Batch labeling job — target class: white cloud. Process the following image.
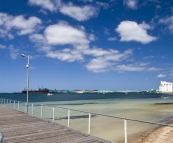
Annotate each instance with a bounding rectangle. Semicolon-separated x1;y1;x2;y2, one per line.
0;13;42;38
123;0;138;9
107;37;117;41
8;45;19;60
44;22;90;47
159;16;173;33
30;22;91;62
116;21;157;44
60;5;98;21
85;58;113;72
0;44;6;49
29;21;160;73
11;16;42;35
157;74;166;78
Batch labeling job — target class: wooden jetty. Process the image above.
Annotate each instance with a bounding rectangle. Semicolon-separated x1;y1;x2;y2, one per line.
0;105;111;143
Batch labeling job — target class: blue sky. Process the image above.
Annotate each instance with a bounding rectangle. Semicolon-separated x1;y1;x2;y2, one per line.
0;0;173;92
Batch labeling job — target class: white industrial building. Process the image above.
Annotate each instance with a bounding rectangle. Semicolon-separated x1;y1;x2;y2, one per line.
159;81;173;92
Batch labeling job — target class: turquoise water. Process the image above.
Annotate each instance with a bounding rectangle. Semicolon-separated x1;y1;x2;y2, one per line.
1;93;173;142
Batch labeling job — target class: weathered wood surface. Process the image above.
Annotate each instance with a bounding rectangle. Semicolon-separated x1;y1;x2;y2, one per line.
0;105;111;143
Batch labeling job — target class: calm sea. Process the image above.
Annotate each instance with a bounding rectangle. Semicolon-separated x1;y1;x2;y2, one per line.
1;92;173;142
0;92;163;102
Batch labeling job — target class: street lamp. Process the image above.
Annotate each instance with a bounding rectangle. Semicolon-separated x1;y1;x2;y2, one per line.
21;54;30;113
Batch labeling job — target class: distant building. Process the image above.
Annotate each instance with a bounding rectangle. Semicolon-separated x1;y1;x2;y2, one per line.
159;81;173;92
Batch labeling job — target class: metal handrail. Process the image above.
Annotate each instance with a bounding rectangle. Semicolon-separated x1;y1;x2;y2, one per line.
37;103;173;127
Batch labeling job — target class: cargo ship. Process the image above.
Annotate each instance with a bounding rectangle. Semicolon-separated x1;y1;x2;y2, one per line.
22;87;50;94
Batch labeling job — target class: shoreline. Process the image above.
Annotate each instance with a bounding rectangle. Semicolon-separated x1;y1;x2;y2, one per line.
128;117;173;143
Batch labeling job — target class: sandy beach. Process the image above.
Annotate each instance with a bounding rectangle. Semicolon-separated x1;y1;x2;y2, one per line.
127;117;173;143
140;125;173;143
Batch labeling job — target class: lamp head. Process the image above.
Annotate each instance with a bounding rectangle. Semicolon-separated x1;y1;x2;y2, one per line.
21;54;26;57
26;64;29;68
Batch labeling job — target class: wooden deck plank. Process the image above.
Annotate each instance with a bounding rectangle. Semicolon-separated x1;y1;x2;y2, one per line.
0;105;111;143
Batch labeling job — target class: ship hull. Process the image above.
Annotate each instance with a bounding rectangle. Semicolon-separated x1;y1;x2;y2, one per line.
22;91;49;94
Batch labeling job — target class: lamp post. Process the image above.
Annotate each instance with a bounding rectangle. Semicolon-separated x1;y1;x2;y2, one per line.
0;132;4;143
21;54;30;113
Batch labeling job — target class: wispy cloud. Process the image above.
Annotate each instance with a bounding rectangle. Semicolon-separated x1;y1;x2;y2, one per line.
96;2;109;9
85;49;133;72
8;45;19;60
123;0;138;9
143;56;155;60
114;64;145;72
46;49;84;62
59;4;98;21
28;0;61;12
0;44;6;49
116;21;157;44
157;74;166;78
107;37;117;41
28;0;99;21
104;28;110;35
159;16;173;33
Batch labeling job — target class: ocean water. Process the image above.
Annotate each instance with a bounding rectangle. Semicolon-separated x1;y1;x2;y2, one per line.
1;93;173;142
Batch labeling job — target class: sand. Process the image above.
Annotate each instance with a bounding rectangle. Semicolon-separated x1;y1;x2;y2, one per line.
140;125;173;143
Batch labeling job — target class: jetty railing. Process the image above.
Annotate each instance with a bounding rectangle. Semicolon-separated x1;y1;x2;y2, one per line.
1;98;173;143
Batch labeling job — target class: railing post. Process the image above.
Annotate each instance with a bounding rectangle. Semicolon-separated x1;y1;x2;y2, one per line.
4;99;5;106
68;109;70;127
14;100;15;109
53;107;55;122
18;102;19;110
10;100;11;107
124;119;127;143
32;103;34;115
25;103;27;112
7;99;8;106
41;105;43;118
88;113;91;134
